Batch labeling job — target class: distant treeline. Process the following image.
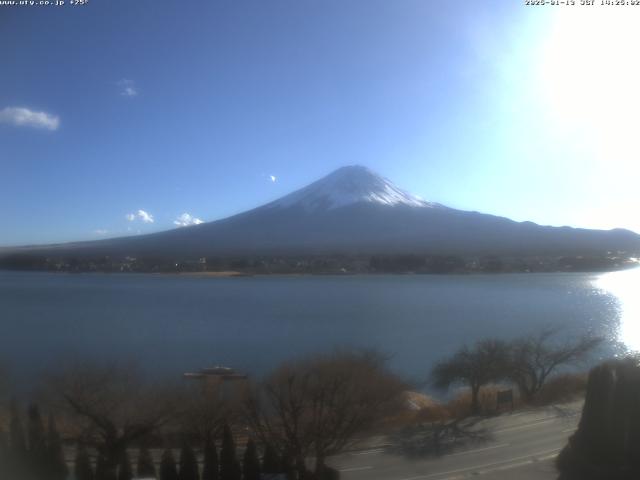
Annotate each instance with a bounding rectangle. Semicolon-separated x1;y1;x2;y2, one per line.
0;252;635;274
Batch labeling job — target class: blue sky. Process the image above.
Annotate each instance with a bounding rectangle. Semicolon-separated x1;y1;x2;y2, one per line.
1;0;639;246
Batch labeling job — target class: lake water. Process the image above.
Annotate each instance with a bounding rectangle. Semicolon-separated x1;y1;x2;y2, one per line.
1;269;638;386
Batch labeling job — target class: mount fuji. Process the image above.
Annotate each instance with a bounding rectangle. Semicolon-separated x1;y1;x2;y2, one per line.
4;166;640;261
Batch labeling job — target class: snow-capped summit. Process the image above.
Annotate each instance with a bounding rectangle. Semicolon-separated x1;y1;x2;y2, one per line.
267;165;441;211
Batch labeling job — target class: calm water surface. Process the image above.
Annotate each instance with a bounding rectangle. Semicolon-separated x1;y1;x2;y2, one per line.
1;270;638;384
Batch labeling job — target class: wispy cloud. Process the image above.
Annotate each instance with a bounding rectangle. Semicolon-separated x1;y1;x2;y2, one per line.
117;79;138;97
174;213;204;227
138;210;154;223
126;210;154;223
0;107;60;131
93;229;108;236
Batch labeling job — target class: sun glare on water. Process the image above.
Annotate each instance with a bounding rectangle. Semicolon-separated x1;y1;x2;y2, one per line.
594;267;640;353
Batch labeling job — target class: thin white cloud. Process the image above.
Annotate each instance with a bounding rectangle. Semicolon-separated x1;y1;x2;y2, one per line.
270;175;277;183
117;79;138;97
174;212;204;227
137;209;154;223
0;107;60;131
126;210;154;223
93;229;108;236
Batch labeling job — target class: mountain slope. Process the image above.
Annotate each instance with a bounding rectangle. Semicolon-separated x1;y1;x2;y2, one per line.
4;165;640;259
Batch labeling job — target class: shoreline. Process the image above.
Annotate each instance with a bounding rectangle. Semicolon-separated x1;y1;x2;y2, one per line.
1;265;639;278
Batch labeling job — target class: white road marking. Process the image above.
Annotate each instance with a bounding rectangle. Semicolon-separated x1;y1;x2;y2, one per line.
398;447;562;480
502;411;528;418
537;452;561;461
492;417;558;433
351;448;386;456
339;466;374;472
474;459;537;475
446;443;510;457
491;411;579;434
474;451;560;477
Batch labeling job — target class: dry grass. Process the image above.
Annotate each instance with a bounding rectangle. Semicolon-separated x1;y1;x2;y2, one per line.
532;373;588;406
396;375;588;425
443;384;525;418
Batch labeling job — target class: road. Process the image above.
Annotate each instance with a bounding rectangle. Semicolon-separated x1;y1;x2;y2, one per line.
329;401;582;480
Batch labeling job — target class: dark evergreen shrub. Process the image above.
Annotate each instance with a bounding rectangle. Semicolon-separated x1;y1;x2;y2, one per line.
242;439;260;480
27;404;48;476
9;401;27;477
281;450;295;480
160;449;179;480
74;445;95;480
47;414;69;480
219;425;240;480
201;438;219;480
137;447;157;479
0;427;10;480
117;450;134;480
261;444;280;474
179;443;199;480
9;400;27;455
95;454;108;480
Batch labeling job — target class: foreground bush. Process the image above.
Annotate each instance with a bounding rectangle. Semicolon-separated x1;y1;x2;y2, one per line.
557;358;640;479
244;349;406;477
533;372;588;406
430;328;600;415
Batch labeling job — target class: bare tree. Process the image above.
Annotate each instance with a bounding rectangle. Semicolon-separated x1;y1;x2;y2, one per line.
508;328;601;402
177;381;238;444
431;339;510;415
49;362;179;479
244;349;406;478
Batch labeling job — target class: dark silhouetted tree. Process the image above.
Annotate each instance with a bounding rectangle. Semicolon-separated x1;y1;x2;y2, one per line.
8;401;27;477
431;339;510;414
242;439;260;480
178;381;232;446
96;453;116;480
0;427;9;480
75;444;94;480
557;358;640;478
137;447;157;479
219;425;241;480
118;450;134;480
95;455;105;480
9;400;27;455
201;438;219;480
508;329;601;402
281;449;295;480
179;443;199;480
261;444;280;474
47;413;69;480
160;449;179;480
27;404;48;477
